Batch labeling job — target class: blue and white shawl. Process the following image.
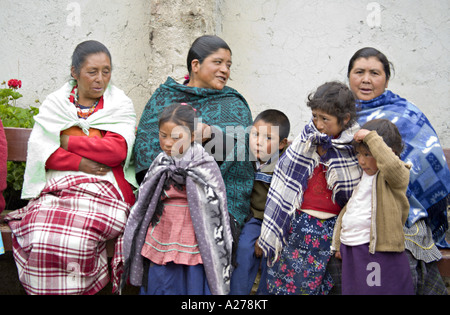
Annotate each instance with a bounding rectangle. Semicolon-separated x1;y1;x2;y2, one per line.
258;120;361;265
357;90;450;247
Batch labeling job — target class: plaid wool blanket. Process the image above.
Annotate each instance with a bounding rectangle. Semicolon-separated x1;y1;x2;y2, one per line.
5;175;130;295
258;120;361;266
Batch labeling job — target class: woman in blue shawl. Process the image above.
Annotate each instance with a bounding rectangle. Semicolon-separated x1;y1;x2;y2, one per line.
347;47;449;295
134;35;254;230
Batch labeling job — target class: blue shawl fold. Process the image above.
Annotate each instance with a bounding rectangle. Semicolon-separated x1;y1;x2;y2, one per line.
134;77;254;227
122;143;233;295
258;120;361;265
356;90;449;247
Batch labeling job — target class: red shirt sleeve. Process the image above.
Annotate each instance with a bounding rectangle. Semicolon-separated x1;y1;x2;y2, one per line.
46;147;83;171
67;131;128;167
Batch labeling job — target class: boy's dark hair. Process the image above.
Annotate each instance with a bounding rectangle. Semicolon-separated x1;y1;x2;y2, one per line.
159;103;197;134
254;109;291;141
307;81;356;129
353;119;404;157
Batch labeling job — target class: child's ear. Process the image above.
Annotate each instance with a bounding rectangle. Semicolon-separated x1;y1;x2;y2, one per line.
343;113;351;127
279;138;288;150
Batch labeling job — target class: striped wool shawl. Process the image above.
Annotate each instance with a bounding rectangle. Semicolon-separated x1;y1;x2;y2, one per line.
258;120;362;266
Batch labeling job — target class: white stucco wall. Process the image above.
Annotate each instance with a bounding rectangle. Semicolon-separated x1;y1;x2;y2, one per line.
1;0;449;147
0;0;152;114
219;0;450;147
0;0;223;121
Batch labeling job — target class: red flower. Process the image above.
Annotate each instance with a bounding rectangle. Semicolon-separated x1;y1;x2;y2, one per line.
8;79;22;89
286;282;297;293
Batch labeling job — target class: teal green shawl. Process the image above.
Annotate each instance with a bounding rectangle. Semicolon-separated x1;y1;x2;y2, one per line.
134;77;254;227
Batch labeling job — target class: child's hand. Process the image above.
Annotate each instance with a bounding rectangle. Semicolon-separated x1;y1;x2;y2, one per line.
254;239;263;258
195;123;211;143
354;129;371;142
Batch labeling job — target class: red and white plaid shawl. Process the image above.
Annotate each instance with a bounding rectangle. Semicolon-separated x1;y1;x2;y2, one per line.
5;175;130;295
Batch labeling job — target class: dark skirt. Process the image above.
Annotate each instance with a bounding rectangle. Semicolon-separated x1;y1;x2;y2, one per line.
139;262;211;295
340;243;414;295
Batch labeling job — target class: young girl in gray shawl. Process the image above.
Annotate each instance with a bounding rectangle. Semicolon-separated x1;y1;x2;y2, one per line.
122;103;233;295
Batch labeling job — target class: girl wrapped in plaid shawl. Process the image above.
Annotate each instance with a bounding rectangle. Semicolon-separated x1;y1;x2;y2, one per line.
258;82;361;295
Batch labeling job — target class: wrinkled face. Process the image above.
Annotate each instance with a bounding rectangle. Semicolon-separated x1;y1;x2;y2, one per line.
249;120;283;163
356;146;378;176
189;48;232;90
159;121;194;157
349;57;389;101
312;109;346;138
71;52;112;106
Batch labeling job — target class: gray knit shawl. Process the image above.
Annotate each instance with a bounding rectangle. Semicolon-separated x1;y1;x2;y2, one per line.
122;142;233;295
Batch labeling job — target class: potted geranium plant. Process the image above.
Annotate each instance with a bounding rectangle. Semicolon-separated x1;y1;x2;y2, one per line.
0;79;39;209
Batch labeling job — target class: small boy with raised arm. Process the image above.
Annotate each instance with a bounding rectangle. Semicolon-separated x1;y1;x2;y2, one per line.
230;109;290;295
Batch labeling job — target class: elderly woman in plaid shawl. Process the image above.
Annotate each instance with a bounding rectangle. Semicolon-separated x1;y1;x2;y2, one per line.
5;41;137;295
258;82;361;295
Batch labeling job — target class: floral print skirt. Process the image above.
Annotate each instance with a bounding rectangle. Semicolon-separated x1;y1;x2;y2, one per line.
266;210;337;295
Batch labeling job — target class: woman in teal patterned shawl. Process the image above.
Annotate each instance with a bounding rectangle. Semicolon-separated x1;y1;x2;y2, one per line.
348;47;449;295
134;35;254;229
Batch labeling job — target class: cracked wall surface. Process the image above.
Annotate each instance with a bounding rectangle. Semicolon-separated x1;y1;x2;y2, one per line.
1;0;219;122
0;0;448;147
219;0;450;146
1;0;153;119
